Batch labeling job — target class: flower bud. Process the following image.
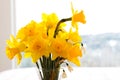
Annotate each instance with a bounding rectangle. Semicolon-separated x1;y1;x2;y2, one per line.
62;70;67;78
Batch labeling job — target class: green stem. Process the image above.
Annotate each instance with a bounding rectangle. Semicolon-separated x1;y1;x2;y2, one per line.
54;17;72;38
36;62;43;80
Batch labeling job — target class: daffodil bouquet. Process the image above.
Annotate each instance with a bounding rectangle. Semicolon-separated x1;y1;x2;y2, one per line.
6;3;86;80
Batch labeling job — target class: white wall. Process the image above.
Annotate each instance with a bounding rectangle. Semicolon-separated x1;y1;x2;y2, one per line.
0;0;12;71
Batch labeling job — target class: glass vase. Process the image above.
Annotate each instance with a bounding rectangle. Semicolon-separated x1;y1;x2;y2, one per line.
36;54;62;80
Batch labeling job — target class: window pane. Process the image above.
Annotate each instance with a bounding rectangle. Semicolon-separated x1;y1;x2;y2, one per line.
15;0;120;67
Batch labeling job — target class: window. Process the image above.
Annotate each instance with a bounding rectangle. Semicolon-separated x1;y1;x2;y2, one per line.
15;0;120;67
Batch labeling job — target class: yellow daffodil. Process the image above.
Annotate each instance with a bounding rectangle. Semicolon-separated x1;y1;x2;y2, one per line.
42;13;59;37
6;35;25;64
16;20;38;41
68;29;82;43
42;13;59;29
71;2;86;29
25;37;49;62
6;47;20;60
68;44;82;58
50;38;68;60
72;10;86;24
66;44;82;66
